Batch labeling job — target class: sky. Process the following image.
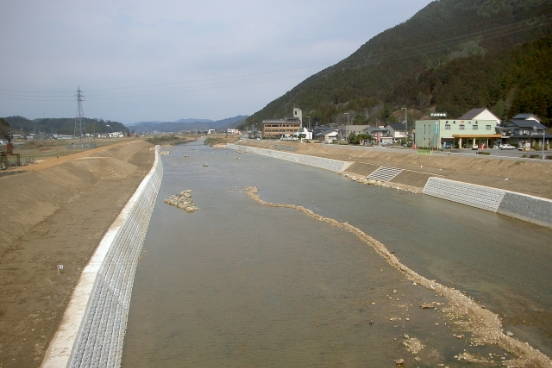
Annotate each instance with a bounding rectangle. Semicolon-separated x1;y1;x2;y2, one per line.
0;0;433;125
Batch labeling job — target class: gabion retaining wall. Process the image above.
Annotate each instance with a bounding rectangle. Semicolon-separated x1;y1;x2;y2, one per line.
424;177;552;229
423;177;505;212
498;191;552;228
67;149;163;367
228;144;351;173
42;147;163;368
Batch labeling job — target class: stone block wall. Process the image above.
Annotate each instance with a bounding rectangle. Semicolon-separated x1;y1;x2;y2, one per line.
228;144;351;173
423;177;552;229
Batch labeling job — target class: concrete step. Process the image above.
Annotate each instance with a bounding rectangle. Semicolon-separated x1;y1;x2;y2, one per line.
367;166;403;182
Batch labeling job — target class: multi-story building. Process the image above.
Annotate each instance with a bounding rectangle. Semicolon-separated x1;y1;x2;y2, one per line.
261;108;302;139
415;108;501;149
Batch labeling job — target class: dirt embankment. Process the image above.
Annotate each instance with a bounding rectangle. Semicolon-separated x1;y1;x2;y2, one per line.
237;140;552;200
0;140;155;368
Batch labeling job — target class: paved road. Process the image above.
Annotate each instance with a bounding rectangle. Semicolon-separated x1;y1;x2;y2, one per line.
320;143;549;161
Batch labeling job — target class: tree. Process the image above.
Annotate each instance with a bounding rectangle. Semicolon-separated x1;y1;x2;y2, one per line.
347;132;357;143
355;133;372;145
0;118;10;142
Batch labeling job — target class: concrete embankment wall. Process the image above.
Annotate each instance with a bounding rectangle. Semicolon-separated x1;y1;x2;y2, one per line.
231;144;552;229
424;177;552;229
42;147;163;368
228;143;352;173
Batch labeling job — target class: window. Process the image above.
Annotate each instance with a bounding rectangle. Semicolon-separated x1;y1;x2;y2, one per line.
459;125;465;130
472;125;478;130
445;124;451;130
486;125;491;130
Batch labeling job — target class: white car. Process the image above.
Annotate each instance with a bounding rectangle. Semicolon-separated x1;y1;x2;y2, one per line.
499;143;515;150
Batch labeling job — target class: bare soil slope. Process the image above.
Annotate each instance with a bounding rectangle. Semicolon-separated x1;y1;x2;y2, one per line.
0;140;154;368
239;140;552;199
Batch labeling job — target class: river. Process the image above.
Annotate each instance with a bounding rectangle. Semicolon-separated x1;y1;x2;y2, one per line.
122;140;552;367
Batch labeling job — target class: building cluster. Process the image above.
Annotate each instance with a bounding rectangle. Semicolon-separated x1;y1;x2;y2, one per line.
414;109;549;150
258;107;549;150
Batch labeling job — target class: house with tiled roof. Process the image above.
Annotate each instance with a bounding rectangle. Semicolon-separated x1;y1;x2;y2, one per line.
499;114;549;150
385;122;407;141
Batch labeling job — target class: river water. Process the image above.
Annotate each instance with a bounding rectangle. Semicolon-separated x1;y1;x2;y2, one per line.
122;140;552;367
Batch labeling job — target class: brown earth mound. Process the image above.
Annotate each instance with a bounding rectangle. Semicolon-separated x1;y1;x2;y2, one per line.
0;140;154;368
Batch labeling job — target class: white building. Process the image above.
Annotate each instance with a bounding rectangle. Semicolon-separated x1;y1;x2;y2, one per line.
415;108;501;149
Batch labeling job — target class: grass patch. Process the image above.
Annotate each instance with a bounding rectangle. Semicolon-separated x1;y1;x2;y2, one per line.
146;135;196;146
204;135;240;146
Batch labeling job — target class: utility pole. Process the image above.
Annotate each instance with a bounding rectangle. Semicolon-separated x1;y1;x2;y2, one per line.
74;87;84;148
401;107;407;146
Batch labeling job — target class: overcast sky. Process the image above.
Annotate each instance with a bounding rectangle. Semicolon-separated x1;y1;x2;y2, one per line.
0;0;433;124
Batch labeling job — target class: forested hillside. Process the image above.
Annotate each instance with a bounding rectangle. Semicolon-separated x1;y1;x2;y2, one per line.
241;0;552;129
1;116;129;137
393;34;552;120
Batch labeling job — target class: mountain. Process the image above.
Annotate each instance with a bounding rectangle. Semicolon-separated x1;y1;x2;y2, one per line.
2;115;249;136
174;118;213;124
129;115;248;134
240;0;552;129
1;116;129;136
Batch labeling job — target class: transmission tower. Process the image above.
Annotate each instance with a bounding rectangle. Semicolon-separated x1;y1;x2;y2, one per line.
74;87;84;147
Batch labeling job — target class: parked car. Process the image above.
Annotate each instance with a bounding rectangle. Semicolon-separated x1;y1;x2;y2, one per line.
472;144;479;150
499;143;515;150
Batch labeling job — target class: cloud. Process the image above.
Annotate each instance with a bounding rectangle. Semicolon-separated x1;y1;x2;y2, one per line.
0;0;433;123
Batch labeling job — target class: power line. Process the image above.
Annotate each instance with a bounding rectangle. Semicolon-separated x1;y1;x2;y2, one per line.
0;12;550;103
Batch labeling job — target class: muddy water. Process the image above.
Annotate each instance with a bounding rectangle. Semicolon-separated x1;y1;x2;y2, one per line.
122;141;552;367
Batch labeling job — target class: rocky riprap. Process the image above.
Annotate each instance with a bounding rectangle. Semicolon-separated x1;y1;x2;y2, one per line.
164;190;198;213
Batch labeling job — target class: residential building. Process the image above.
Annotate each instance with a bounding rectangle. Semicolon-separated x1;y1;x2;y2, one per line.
385;122;407;141
337;125;371;141
499;114;549;150
314;128;338;143
365;126;393;145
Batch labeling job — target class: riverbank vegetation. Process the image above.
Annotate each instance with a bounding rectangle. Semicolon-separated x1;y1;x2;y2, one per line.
146;134;197;146
204;135;240;146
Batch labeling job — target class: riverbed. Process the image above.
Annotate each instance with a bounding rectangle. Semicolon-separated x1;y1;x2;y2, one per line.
122;140;552;367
